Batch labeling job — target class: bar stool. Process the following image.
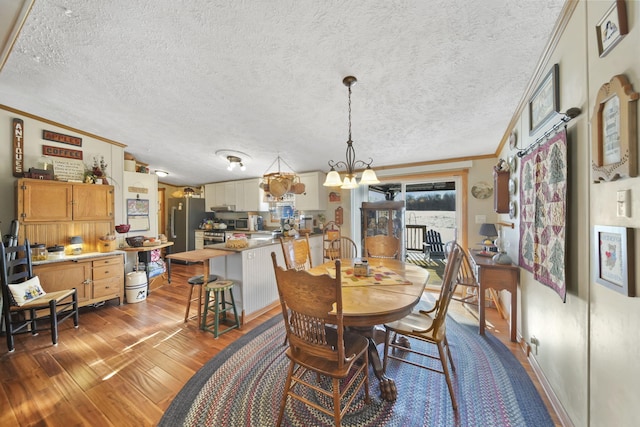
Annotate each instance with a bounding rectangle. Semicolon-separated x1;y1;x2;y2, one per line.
202;280;240;338
184;274;219;327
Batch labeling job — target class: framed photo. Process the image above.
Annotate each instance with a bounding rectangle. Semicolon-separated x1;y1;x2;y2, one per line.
596;0;628;58
591;74;638;182
529;63;559;135
593;225;634;296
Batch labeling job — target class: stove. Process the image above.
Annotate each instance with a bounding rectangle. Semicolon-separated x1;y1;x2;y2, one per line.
203;230;226;244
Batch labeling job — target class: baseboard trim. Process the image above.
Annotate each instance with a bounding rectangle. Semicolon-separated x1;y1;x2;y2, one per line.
527;351;574;427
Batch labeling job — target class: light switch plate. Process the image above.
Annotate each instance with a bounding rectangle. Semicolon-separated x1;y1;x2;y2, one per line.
617;190;631;217
475;215;487;224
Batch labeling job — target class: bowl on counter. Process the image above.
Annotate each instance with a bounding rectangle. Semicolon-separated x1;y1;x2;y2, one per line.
115;224;131;234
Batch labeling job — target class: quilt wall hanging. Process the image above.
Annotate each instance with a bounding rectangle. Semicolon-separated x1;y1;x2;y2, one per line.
519;129;567;302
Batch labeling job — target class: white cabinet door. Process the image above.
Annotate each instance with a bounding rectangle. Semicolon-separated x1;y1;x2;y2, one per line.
224;182;237;207
295;171;328;211
213;183;224;206
204;184;216;211
241;179;268;212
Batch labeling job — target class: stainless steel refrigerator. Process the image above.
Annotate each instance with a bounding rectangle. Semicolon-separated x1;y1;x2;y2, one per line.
168;198;208;255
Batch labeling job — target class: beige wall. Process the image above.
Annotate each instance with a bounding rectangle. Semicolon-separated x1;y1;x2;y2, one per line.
494;2;640;426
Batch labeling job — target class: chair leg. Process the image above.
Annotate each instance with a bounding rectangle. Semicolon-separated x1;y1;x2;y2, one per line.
444;335;455;371
29;308;38;336
382;328;391;372
73;290;79;328
438;341;457;410
333;377;341;427
50;300;59;345
277;362;295;426
4;312;15;352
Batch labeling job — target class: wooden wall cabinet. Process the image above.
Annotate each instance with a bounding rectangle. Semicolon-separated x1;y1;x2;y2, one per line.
33;254;124;306
493;170;510;213
17;178;114;222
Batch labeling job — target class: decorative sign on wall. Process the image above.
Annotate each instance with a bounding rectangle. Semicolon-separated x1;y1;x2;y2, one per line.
52;159;85;182
43;144;83;160
12;118;24;177
42;130;82;146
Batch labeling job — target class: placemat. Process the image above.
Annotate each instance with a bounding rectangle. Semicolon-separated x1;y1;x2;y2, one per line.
341;266;411;287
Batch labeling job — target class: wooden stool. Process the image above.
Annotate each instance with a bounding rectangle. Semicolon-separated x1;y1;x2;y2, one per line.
202;280;240;338
185;274;219;327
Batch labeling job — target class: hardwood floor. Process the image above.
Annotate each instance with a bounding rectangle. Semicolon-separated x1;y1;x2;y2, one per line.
0;263;561;426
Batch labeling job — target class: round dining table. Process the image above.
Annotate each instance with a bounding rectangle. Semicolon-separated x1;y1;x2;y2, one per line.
308;258;429;401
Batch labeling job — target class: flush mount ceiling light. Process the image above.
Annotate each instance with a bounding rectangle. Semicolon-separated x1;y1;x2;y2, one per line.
323;76;379;189
183;187;195;197
154;169;169;177
215;150;251;172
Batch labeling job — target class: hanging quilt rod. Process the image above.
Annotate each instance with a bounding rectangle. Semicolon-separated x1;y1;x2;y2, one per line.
516;107;581;158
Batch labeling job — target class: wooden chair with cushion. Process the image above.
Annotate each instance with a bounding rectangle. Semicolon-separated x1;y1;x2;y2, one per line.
271;252;370;426
382;244;464;410
0;240;79;352
327;236;358;260
279;234;313;270
365;235;400;259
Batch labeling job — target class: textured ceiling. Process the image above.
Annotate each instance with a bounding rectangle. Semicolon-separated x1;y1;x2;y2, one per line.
0;0;565;186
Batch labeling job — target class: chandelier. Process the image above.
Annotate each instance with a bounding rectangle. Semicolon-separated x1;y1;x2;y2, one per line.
323;76;379;189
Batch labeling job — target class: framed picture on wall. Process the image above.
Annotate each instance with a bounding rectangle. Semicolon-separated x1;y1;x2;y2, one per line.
528;63;560;135
593;225;635;296
591;74;638;182
596;0;628;58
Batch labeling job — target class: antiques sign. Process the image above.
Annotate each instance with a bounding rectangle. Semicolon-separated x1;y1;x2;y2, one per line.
43;144;83;160
42;130;82;146
13;118;25;177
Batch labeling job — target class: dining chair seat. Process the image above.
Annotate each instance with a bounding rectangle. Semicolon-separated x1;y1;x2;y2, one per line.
202;280;240;338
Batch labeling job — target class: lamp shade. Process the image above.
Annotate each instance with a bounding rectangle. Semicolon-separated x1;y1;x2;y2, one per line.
323;170;343;187
479;223;498;238
360;167;380;185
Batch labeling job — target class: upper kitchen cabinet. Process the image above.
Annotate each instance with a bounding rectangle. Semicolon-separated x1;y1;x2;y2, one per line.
205;179;268;212
295;172;328;211
17;179;113;222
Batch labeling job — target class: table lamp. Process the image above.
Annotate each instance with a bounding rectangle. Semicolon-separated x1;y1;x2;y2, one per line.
479;223;498;251
70;236;83;255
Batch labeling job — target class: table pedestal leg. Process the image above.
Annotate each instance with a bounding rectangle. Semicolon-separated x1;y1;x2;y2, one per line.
351;326;397;402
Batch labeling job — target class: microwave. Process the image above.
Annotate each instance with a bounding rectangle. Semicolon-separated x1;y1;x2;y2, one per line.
235;218;249;230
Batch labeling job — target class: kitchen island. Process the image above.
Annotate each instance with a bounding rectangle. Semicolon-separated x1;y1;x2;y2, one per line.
203;234;323;323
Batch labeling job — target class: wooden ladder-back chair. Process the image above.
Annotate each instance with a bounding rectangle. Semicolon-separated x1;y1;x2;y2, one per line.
271;252;370;426
382;244;465;410
0;240;79;352
279;234;313;271
327;236;358;260
365;235;400;259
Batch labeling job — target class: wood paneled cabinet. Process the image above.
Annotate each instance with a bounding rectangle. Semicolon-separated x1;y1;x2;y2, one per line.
33;254;124;306
361;201;405;259
17;178;114;222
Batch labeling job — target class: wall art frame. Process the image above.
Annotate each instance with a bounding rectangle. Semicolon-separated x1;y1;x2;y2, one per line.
529;63;560;135
593;225;634;296
591;74;638;182
596;0;628;58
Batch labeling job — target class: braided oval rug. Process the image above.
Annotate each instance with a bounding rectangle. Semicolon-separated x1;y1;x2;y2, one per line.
159;313;553;427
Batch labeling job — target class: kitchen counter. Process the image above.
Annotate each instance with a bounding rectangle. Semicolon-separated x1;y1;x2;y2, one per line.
32;250;126;266
204;239;280;253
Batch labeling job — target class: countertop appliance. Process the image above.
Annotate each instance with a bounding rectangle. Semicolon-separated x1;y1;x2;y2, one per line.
236;218;250;231
203;230;226;245
169;197;208;255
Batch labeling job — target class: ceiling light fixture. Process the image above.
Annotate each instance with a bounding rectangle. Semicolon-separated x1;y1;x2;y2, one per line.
155;169;169;178
183;187;195;198
226;155;246;171
323;76;379;189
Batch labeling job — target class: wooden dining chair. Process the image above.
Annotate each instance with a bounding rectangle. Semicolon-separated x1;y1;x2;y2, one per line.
327;236;358;260
382;244;464;410
271;252;370;426
0;240;79;352
279;234;313;270
365;235;400;259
